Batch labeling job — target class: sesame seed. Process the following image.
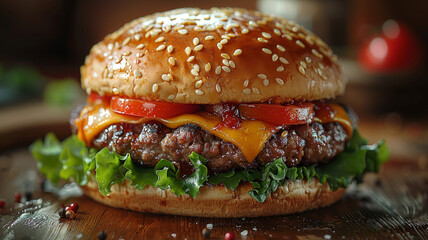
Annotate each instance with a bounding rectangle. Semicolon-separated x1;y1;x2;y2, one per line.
277;45;286;52
107;43;114;51
221;35;230;40
229;60;236;69
167;94;175;100
123;37;131;46
161;74;170;81
230;23;239;28
152;83;159;93
298;66;306;75
305;36;314;45
276;78;284;85
257;37;268;43
193;37;199;45
262;48;272;54
155;36;165;43
193;64;200;71
163;25;171;33
195;89;204;95
298;33;306;39
227;33;236;38
319;63;325;69
222;66;231;73
191;69;199;76
216;83;221;92
205;63;211;72
187;56;195;62
115;42;120;49
243;79;249;87
168;57;176;66
136;44;145;49
220;53;230;59
242;88;251;95
252;87;260;94
279;57;289;64
134;34;141;41
220;39;228;45
167;74;173;81
112;87;119;94
311;49;323;59
167;45;174;53
233;49;242;56
123;51;131;56
300;61;307;68
261;32;272;39
215;66;222;74
102;69;108;78
296;40;305;48
249;21;258;27
272;54;278;62
195;80;203;88
217;43;223;50
257;74;267;79
305;56;312;63
292;26;299;32
177;29;188;35
136;52;143;58
134;70;142;78
274;29;281;36
194;44;203;51
263;79;270;86
284;33;293;41
205;35;214;40
108;73;113;78
276;66;284;72
185;47;192;55
156;44;166;51
241;28;249;34
222;59;229;66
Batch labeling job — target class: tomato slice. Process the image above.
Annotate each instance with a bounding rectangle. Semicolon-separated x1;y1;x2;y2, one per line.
110;97;202;118
88;93;110;104
238;102;314;125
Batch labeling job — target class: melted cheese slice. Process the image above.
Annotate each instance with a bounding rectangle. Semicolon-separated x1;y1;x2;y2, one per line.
76;104;277;163
75;103;353;163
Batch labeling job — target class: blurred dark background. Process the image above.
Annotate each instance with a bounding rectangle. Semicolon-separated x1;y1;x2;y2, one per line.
0;0;427;154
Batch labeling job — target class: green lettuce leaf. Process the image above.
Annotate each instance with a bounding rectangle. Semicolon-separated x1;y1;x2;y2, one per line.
123;156;157;190
95;148;127;195
30;133;63;184
30;129;388;202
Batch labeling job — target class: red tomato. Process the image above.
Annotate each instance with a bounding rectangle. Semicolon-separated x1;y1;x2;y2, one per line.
88;93;110;104
110;97;202;118
205;104;241;129
359;20;422;72
238;102;314;125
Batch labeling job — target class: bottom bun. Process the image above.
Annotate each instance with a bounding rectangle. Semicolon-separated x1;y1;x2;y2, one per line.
82;176;345;218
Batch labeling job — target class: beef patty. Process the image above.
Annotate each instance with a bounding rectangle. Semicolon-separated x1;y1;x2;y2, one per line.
91;121;348;174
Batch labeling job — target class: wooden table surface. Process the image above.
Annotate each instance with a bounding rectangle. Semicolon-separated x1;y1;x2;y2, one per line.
0;104;427;239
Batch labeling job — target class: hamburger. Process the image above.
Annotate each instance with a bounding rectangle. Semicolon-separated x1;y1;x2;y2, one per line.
31;8;388;217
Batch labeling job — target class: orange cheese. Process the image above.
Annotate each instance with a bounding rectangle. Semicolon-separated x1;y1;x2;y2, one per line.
75;103;353;163
75;104;278;163
314;104;353;139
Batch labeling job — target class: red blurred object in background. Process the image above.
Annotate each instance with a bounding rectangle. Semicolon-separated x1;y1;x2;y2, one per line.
358;20;423;72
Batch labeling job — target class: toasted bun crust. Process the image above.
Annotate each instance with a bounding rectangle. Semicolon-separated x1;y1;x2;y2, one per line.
81;8;345;104
82;177;345;218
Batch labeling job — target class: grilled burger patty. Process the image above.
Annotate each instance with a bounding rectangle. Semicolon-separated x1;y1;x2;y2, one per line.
91;121;348;174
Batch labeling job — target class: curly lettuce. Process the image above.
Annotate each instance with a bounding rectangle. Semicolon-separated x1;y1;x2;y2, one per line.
30;130;388;202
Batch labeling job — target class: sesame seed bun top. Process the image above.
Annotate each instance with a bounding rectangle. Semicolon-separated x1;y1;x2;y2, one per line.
81;7;346;104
